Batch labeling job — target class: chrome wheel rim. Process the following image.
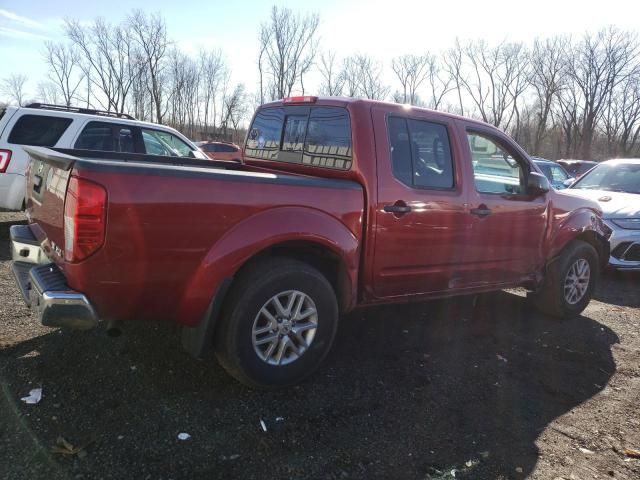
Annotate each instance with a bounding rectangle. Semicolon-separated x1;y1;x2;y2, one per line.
564;258;591;305
251;290;318;366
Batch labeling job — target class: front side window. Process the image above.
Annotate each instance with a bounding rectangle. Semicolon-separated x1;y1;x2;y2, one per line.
468;132;526;195
8;114;73;147
388;116;454;189
141;129;193;157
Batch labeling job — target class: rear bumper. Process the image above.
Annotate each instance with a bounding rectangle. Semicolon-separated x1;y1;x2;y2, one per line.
0;173;26;211
10;224;98;330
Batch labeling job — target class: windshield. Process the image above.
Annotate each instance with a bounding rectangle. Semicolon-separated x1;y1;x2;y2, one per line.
571;163;640;194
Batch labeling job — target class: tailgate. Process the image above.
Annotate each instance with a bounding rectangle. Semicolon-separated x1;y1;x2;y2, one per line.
23;147;77;264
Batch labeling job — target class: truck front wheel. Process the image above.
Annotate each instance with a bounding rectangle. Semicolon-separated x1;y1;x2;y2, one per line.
530;240;599;318
214;258;339;388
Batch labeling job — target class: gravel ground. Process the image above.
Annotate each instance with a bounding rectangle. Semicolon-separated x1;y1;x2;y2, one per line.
0;211;639;480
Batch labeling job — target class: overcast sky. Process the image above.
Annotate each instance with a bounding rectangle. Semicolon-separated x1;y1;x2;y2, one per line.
1;0;640;101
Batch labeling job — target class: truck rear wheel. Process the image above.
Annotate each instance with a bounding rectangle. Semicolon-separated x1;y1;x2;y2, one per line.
530;240;599;318
215;258;339;388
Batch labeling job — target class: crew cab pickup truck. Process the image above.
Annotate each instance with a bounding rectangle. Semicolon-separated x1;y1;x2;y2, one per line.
10;97;610;388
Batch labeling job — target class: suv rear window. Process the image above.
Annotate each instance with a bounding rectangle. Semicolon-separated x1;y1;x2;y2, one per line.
246;106;352;170
8;114;73;147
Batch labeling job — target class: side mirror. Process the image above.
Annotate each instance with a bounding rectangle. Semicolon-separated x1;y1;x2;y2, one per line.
527;171;550;195
563;177;575;188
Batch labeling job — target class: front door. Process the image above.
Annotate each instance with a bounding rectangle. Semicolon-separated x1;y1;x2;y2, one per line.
371;107;469;298
461;126;548;285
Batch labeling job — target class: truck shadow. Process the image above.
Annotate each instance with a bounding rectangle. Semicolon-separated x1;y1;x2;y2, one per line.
1;290;618;480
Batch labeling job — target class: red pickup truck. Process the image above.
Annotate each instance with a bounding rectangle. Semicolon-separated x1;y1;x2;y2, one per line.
10;97;610;388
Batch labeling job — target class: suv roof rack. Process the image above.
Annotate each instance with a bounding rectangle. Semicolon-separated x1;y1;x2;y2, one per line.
25;103;136;120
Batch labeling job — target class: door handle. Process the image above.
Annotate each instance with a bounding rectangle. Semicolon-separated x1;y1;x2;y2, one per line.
470;206;492;217
384;202;412;216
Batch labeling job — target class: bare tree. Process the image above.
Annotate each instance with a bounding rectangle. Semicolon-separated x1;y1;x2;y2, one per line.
529;36;568;154
221;83;249;138
425;53;453;110
443;40;466;115
36;81;61;104
43;42;84;106
457;40;529;130
65;18;139;113
258;6;319;101
567;27;640;158
199;49;226;133
1;74;29;106
602;70;640;156
392;54;429;105
341;54;389;100
128;10;169;123
318;50;344;96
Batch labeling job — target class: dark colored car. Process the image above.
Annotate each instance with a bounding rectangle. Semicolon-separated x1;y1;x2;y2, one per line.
10;96;610;388
532;157;575;189
196;141;242;162
557;159;598;179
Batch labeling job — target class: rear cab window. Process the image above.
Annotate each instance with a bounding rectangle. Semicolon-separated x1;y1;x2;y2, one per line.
8;114;73;146
246;106;352;170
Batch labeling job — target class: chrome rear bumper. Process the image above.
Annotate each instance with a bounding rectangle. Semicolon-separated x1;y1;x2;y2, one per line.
10;224;98;330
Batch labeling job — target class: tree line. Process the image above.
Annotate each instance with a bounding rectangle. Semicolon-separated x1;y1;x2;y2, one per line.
1;6;639;159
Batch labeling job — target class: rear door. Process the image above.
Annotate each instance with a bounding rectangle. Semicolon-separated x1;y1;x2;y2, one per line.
371;106;470;298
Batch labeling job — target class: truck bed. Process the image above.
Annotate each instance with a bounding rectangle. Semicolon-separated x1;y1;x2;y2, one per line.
24;147;364;327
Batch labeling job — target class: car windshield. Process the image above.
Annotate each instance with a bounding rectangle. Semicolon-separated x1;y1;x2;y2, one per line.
571;163;640;194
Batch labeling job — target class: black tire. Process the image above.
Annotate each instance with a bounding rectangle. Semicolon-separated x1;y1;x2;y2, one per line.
214;257;339;388
529;240;599;318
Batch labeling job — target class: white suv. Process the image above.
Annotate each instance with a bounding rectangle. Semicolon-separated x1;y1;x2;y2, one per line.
0;104;206;211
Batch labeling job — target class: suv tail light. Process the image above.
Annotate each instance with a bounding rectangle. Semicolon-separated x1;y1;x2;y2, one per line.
64;176;107;262
0;149;12;173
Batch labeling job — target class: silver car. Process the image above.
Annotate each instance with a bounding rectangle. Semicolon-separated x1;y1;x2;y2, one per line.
565;159;640;271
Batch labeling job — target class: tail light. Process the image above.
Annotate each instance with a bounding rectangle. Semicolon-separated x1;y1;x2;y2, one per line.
0;149;11;173
283;96;317;104
64;176;107;262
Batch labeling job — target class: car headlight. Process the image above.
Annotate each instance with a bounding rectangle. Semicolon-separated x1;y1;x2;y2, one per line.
611;218;640;230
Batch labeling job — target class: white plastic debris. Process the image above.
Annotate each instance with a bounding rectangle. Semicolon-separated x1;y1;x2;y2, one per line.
21;388;42;404
275;417;284;422
578;447;594;454
496;354;508;363
260;419;267;432
177;433;191;440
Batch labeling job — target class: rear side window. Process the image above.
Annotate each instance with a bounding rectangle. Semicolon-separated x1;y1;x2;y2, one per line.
8;114;72;146
246;106;352;170
219;144;238;153
75;122;136;153
388;116;454;189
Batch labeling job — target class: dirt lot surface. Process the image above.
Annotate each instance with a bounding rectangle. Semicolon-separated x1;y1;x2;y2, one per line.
0;212;639;480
